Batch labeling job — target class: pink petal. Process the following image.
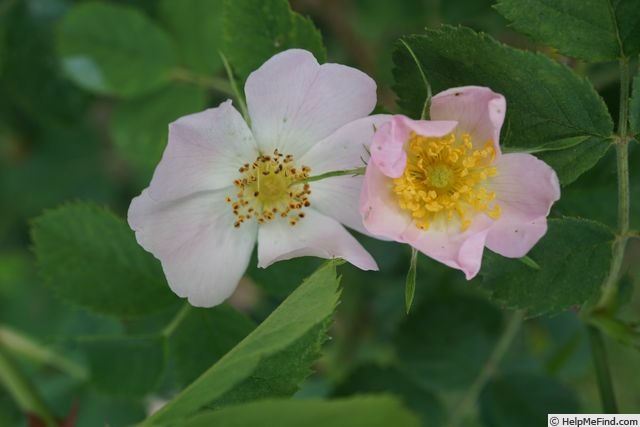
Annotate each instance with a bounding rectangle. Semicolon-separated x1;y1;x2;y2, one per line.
149;100;258;202
370;115;458;178
485;153;560;257
360;161;494;279
430;86;506;155
245;49;377;158
360;162;413;240
257;209;378;271
402;217;493;280
128;189;257;307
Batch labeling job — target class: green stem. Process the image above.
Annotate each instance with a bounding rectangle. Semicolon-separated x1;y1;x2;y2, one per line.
444;310;524;427
172;68;234;97
162;304;191;338
596;57;631;311
0;346;57;426
0;326;87;381
219;52;250;125
294;167;366;186
399;38;431;120
588;326;619;413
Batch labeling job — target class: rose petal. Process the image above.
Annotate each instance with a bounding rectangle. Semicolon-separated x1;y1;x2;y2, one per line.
360;160;494;280
257;209;378;271
128;189;257;307
401;217;493;280
299;115;391;235
360;162;413;240
430;86;506;154
308;176;368;235
300;115;391;174
370;115;458;178
149;100;258;202
486;153;560;257
245;49;377;158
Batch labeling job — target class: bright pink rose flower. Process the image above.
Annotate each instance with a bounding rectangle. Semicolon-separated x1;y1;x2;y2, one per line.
360;86;560;279
129;49;388;307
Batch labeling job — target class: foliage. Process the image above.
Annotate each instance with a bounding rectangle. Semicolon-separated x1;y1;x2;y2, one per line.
0;0;639;425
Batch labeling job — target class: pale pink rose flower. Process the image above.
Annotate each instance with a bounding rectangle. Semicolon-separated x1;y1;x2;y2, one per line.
129;49;389;307
360;86;560;279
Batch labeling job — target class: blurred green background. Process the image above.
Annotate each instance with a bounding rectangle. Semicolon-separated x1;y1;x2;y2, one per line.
1;0;639;425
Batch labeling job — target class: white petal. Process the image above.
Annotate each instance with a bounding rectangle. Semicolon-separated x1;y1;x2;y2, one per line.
245;49;377;158
149;100;258;201
300;115;391;174
128;188;257;307
298;115;391;235
257;209;377;271
309;175;369;235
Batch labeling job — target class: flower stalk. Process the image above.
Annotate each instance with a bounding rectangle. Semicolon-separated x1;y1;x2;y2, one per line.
0;326;87;381
588;325;619;413
444;310;524;427
0;346;57;427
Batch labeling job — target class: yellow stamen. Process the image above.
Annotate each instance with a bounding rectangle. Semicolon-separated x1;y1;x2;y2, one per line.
227;149;311;228
393;132;501;231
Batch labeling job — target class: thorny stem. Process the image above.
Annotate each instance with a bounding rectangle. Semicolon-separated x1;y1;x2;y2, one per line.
0;346;57;427
444;310;524;427
595;57;631;312
588;326;619;413
588;56;632;417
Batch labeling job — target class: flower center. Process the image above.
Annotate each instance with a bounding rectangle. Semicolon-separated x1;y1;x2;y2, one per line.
392;132;501;231
226;149;311;228
429;164;454;188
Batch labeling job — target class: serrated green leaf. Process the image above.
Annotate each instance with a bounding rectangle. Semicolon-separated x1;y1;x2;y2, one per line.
537;137;614;185
181;397;421;427
168;305;256;387
631;73;640;135
332;364;444;427
222;0;326;81
79;334;165;396
503;135;590;154
479;372;579;427
393;27;614;185
140;261;341;426
394;291;503;390
481;218;615;317
56;2;178;97
555;144;640;230
111;83;207;185
31;203;177;317
495;0;640;62
159;0;224;74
